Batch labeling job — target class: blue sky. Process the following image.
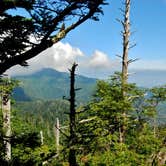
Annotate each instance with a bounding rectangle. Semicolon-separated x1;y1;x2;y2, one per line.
8;0;166;82
62;0;166;69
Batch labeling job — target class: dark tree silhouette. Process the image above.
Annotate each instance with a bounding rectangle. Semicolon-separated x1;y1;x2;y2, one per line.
68;62;78;166
0;0;107;74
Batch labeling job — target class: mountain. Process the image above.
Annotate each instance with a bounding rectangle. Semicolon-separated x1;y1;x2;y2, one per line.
13;87;32;101
129;69;166;87
12;68;166;102
13;68;97;103
12;68;166;125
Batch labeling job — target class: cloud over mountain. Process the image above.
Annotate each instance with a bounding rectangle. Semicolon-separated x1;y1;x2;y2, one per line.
7;42;120;78
7;42;166;79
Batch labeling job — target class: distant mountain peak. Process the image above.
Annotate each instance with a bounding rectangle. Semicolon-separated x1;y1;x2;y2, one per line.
38;68;59;73
21;68;68;78
13;68;96;103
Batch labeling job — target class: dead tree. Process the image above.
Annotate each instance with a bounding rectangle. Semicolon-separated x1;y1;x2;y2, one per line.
1;77;11;162
118;0;133;143
120;0;131;144
40;130;44;145
55;118;60;155
68;62;78;166
121;0;131;90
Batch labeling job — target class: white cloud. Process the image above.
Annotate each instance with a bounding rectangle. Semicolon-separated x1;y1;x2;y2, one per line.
7;42;120;78
89;50;110;68
51;42;84;71
6;41;166;79
78;50;120;78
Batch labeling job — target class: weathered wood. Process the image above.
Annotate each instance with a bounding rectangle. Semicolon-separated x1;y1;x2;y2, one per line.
120;0;131;144
55;118;60;155
40;130;44;145
1;80;11;162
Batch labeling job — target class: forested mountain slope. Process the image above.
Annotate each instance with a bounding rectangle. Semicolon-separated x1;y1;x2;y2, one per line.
13;68;97;103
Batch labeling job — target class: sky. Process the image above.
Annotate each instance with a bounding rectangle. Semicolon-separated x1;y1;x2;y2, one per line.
7;0;166;80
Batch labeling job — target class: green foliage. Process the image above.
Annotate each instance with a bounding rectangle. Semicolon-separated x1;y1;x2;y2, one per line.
72;73;166;166
0;15;34;62
0;78;18;95
0;73;166;165
86;73;135;137
11;108;56;166
14;99;69;126
0;76;59;165
84;146;141;166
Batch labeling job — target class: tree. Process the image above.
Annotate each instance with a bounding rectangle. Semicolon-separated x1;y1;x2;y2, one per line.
68;63;78;166
133;85;166;136
86;73;134;144
0;78;18;164
0;0;107;74
119;0;131;144
148;86;166;137
78;74;165;165
0;0;34;14
117;0;137;143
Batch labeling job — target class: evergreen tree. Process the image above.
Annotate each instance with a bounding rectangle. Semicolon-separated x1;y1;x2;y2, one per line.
76;73;166;165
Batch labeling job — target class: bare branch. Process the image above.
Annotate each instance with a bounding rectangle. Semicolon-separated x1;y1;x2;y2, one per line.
116;54;123;59
127;58;139;64
129;43;137;50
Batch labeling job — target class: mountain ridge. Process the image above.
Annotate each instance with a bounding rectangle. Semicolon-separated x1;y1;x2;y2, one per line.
13;68;97;103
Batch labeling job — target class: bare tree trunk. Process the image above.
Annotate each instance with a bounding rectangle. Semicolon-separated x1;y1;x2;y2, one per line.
122;0;130;87
40;130;44;145
68;63;78;166
55;118;60;155
42;118;61;165
120;0;131;144
2;91;11;162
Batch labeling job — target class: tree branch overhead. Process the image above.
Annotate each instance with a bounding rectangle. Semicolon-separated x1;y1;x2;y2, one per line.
0;0;108;74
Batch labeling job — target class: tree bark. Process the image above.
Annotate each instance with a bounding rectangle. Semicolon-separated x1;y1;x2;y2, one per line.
2;91;11;162
120;0;131;144
40;130;44;145
55;118;60;155
122;0;130;96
